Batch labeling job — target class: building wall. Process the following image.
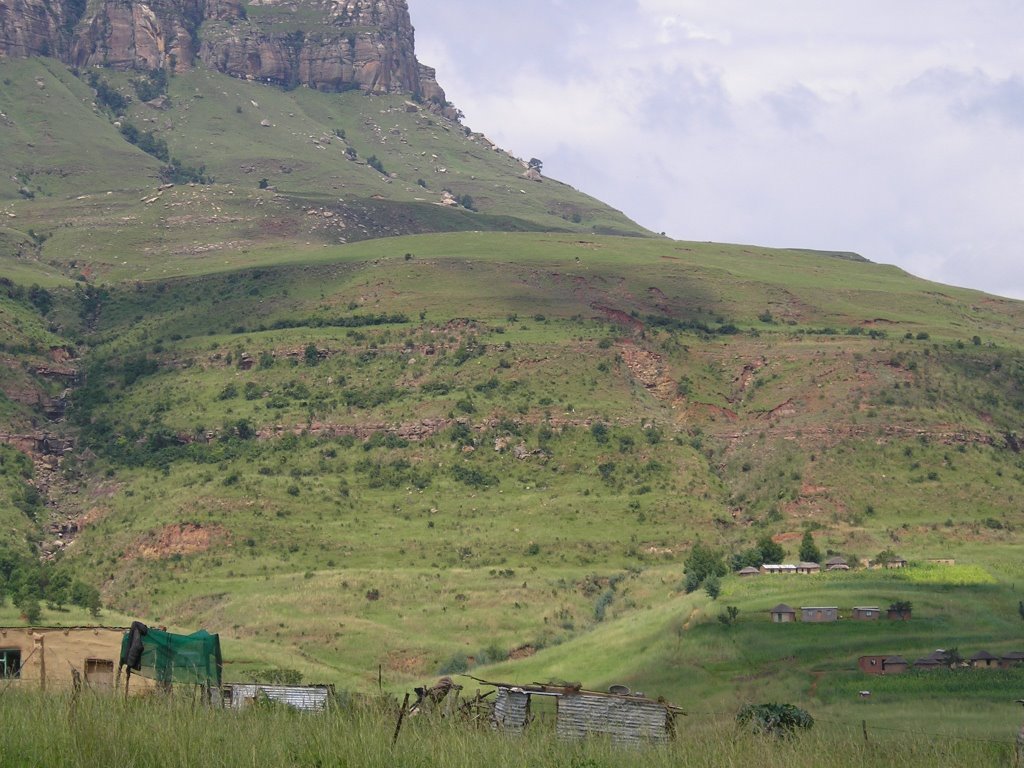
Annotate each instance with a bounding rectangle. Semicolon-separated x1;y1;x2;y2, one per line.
0;626;155;692
225;684;331;711
555;693;671;745
801;608;838;622
493;689;530;733
858;656;887;675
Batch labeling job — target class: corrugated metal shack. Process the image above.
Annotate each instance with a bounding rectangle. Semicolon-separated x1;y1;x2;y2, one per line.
493;687;531;733
224;683;334;712
485;681;681;746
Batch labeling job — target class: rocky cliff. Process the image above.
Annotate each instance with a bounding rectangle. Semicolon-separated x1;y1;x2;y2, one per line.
0;0;446;102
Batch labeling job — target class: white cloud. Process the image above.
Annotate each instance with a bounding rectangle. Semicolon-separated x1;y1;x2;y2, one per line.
409;0;1024;299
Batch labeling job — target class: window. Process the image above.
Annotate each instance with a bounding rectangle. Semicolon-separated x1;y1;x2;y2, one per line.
84;658;114;687
1;649;22;679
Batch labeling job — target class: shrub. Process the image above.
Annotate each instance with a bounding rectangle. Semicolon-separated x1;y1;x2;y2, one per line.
593;589;615;621
718;606;739;626
304;343;319;366
451;464;497;489
217;384;239;401
736;703;814;738
249;667;303;685
704;574;721;600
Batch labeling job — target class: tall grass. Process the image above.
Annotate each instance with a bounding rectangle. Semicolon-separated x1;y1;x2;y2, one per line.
0;690;1012;767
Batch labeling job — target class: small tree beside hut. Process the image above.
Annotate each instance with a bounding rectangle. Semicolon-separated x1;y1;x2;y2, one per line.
798;531;821;564
888;600;912;620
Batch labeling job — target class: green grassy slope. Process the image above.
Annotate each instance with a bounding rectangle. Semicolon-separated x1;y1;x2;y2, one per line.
1;58;1024;741
0;231;1020;717
0;58;648;291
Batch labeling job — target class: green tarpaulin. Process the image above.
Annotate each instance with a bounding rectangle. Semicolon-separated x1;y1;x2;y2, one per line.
120;625;222;688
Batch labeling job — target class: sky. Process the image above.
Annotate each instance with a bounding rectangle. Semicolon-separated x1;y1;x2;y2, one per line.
407;1;1024;299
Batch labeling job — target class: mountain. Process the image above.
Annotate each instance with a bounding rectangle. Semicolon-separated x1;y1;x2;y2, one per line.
2;0;1024;725
1;0;448;106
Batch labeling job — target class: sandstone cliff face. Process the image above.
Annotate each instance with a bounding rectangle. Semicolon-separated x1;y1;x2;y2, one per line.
0;0;73;59
69;0;203;72
0;0;446;101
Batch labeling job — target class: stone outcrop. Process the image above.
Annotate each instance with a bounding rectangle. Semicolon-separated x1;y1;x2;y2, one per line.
0;0;447;101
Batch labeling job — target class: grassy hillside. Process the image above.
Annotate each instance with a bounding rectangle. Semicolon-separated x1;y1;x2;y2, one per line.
1;58;1024;745
0;57;647;289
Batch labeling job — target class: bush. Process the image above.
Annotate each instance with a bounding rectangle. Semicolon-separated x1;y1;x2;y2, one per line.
593;589;615;621
704;574;721;600
736;703;814;738
87;72;129;112
248;667;303;685
131;68;167;102
451;464;497;489
718;606;739;626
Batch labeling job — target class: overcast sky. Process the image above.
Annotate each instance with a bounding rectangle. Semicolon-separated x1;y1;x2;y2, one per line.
407;1;1024;299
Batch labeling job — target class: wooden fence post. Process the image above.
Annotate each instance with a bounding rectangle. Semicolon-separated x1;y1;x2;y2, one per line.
392;692;411;746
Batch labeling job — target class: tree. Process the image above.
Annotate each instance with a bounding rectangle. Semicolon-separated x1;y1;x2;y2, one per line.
873;548;897;567
704;574;721;600
757;535;785;565
889;600;912;617
798;531;821;563
15;592;41;624
684;540;726;592
71;581;102;617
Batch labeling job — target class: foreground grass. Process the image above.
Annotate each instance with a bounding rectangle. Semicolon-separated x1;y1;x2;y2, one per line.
0;690;1014;768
